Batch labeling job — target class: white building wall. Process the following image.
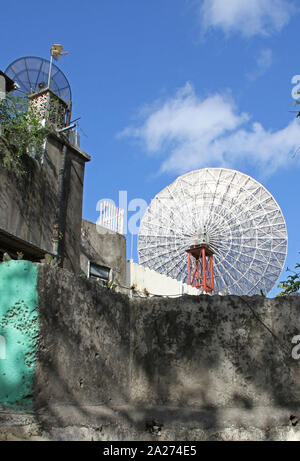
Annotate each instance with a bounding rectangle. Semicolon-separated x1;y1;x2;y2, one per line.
126;260;200;297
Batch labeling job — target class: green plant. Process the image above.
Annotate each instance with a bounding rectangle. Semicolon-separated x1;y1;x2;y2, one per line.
277;254;300;296
0;95;49;175
102;280;117;291
44;253;53;264
44;253;61;267
2;252;11;262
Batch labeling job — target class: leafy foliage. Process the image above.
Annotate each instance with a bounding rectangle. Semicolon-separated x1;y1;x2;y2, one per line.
102;280;117;291
277;254;300;296
44;253;61;267
0;95;49;174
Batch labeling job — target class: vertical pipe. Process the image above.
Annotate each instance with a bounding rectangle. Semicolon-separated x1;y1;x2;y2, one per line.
47;54;53;89
192;262;196;285
188;253;191;286
210;255;214;291
202;247;207;292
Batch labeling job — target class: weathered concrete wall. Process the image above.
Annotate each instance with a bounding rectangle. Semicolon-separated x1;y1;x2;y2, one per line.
130;295;300;408
33;265;300;411
126;260;201;297
0;261;39;410
0;142;58;254
0;135;89;272
35;263;130;409
80;219;126;289
1;263;300;440
59;145;88;274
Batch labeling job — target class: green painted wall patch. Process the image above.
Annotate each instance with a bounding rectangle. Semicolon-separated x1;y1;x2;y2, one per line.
0;261;39;410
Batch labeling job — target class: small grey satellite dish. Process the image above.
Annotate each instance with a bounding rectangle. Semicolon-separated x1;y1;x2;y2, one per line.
5;56;71;103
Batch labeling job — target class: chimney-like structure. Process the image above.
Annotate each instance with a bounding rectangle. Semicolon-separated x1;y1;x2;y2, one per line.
28;87;71;131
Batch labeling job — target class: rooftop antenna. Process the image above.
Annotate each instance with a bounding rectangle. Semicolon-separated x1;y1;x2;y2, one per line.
5;56;72;103
47;44;68;89
5;53;73;156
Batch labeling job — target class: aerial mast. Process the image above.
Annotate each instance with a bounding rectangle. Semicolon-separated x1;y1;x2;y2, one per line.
47;44;68;89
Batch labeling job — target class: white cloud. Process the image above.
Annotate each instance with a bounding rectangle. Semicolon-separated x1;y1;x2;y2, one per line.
247;48;273;81
120;82;300;175
200;0;293;37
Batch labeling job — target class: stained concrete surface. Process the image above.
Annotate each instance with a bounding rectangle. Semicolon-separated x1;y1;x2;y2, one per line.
80;219;127;289
1;405;300;441
1;263;300;440
0;135;89;272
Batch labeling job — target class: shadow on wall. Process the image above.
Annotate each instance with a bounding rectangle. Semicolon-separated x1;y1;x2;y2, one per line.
0;152;59;255
130;294;300;409
32;264;300;439
34;264;132;433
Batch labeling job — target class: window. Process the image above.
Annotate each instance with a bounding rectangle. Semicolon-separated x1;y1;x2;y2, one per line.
89;262;111;284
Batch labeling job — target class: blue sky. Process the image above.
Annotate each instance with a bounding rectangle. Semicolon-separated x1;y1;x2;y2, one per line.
1;0;299;296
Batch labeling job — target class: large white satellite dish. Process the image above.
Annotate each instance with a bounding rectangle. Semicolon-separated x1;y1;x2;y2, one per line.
138;168;288;296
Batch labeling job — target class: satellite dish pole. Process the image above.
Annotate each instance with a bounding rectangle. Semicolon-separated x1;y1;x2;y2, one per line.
47;44;68;89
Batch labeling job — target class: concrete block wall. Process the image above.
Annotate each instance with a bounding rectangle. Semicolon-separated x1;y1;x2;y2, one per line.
80;219;127;290
1;262;300;440
36;265;300;410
